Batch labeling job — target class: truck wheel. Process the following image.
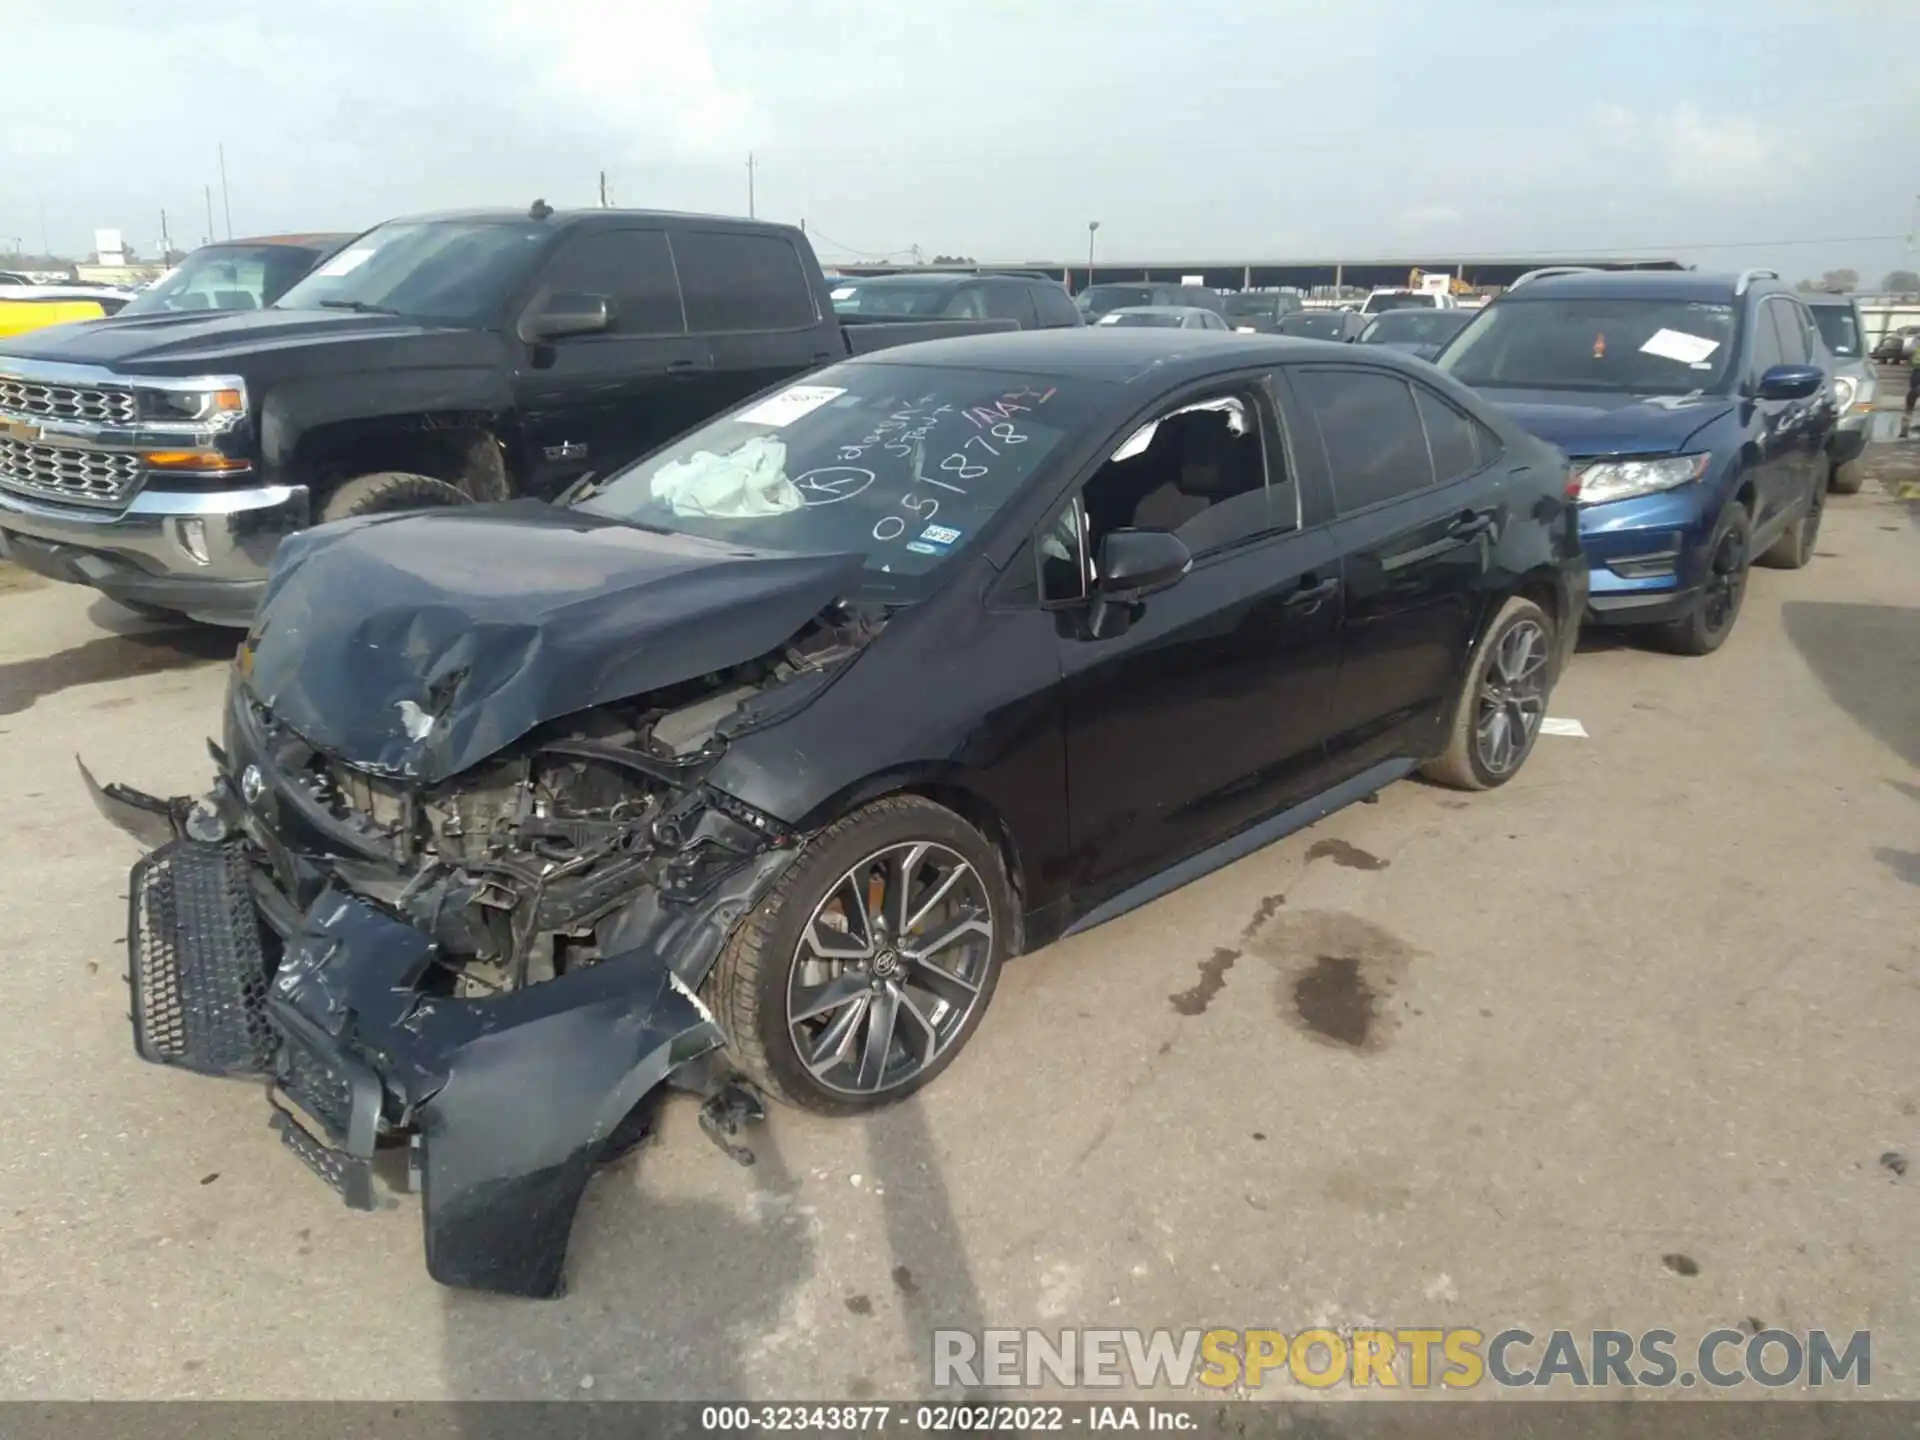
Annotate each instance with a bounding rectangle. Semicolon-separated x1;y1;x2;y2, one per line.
320;472;471;523
703;795;1014;1117
1827;457;1864;495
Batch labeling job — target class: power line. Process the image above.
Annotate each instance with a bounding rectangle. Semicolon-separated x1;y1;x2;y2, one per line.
804;224;918;262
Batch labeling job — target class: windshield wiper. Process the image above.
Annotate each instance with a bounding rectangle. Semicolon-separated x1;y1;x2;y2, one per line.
315;299;400;315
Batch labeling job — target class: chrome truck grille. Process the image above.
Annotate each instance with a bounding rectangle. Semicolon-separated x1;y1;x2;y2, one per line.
0;434;141;507
0;375;137;425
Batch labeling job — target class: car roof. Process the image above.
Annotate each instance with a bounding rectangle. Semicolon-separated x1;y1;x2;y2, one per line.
208;233;356;252
1105;305;1214;317
849;328;1395;385
1503;271;1765;303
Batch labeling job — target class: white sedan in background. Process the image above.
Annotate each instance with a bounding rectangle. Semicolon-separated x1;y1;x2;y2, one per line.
1094;305;1230;331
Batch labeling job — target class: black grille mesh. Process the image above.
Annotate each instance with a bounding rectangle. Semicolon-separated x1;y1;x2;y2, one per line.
282;1038;354;1137
128;841;276;1076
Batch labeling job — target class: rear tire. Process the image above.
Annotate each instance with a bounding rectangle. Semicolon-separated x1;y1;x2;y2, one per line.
320;471;471;523
703;795;1013;1117
1759;485;1822;570
1827;457;1863;495
1658;503;1750;656
1422;595;1556;792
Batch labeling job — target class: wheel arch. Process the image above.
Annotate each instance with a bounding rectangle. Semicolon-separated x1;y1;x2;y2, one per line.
788;763;1031;954
293;414;516;505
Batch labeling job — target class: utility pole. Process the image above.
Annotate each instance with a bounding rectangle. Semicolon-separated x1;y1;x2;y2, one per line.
204;185;216;246
1086;220;1101;289
160;209;172;262
599;170;610;208
746;152;756;219
218;144;232;239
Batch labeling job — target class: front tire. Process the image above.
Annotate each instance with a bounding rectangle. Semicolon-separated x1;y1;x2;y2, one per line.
320;471;471;523
703;795;1013;1116
1422;595;1556;792
1828;457;1864;495
1759;484;1822;570
1658;503;1750;656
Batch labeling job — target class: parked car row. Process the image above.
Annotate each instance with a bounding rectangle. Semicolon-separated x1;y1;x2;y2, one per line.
0;206;1861;1301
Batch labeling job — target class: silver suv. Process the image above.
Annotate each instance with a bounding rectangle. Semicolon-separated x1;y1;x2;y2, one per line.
1804;293;1874;493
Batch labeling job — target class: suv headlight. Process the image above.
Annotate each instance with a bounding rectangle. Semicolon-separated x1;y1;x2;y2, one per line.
1576;452;1709;506
134;384;246;424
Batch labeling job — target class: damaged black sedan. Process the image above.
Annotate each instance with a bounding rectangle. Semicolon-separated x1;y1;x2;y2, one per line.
87;330;1585;1297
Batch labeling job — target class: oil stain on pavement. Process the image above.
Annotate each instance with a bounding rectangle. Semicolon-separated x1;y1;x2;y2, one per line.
1168;946;1238;1016
1244;909;1417;1052
1305;838;1390;871
0;627;235;716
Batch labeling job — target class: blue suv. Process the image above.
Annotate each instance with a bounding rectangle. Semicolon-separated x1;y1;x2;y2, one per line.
1436;269;1834;654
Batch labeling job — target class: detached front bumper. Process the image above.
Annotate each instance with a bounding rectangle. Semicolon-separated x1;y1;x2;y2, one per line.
0;483;308;625
103;789;786;1297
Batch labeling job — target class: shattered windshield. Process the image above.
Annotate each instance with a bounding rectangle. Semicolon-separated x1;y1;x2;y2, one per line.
576;363;1090;598
1439;297;1738;395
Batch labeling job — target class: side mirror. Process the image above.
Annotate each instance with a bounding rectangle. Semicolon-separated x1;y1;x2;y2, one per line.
1097;528;1192;603
521;292;612;343
1756;363;1821;401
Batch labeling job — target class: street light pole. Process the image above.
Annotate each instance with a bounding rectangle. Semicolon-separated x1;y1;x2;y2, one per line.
1087;220;1100;290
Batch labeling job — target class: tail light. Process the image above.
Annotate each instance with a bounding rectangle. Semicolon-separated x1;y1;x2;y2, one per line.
1564;466;1583;501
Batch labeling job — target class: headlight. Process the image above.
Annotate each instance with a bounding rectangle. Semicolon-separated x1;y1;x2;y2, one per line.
134;385;246;424
1833;376;1857;411
1849;375;1876;413
1576;452;1709;506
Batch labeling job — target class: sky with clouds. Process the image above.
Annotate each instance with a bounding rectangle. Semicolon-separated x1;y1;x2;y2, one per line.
4;0;1916;284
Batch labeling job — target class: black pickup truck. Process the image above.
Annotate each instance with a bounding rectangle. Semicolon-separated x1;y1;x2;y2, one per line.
0;204;1007;625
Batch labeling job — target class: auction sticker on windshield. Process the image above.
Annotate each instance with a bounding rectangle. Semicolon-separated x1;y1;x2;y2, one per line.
1639;329;1720;366
737;385;847;428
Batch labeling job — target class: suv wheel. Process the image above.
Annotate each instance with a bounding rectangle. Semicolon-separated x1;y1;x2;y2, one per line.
321;472;471;523
1827;457;1864;496
1422;595;1556;791
704;795;1013;1116
1759;485;1823;570
1660;504;1750;656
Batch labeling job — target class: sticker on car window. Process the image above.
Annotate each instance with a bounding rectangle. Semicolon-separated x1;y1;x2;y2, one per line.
735;385;847;428
1639;329;1721;365
313;248;375;278
919;523;962;545
829;287;855;300
905;541;940;555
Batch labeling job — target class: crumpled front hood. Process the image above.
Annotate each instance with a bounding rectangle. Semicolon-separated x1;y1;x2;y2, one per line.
241;501;866;783
1479;386;1734;459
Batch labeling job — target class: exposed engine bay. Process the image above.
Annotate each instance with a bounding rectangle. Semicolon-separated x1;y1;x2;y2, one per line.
249;606;877;997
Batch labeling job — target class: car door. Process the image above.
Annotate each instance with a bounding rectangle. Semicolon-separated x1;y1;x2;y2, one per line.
673;227;838;427
1745;297;1806;534
1049;378;1344;905
1285;364;1501;773
510;227;709;498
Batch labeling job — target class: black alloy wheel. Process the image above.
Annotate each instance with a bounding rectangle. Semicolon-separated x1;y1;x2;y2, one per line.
1473;615;1550;779
1660;504;1751;656
704;795;1012;1114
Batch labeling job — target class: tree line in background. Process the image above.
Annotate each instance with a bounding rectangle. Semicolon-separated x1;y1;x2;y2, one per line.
1796;268;1920;295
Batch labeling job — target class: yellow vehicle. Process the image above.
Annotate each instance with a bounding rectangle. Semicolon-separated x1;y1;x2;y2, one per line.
0;297;112;338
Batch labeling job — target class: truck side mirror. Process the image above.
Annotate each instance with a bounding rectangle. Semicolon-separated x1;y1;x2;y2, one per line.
521;292;612;343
